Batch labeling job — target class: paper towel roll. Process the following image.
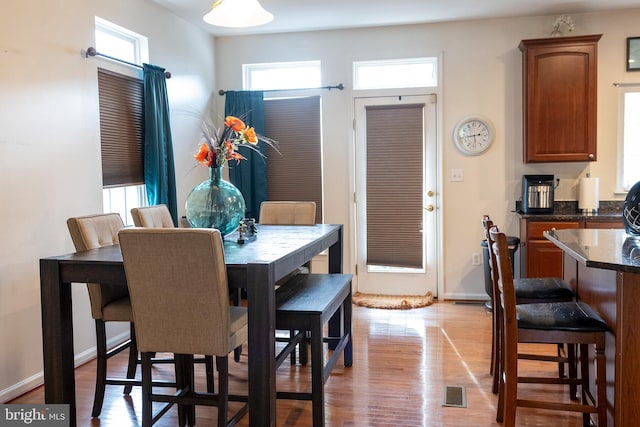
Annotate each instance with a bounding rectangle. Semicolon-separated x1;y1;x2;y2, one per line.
579;177;599;213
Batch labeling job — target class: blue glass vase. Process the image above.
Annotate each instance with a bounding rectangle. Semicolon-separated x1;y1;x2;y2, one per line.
185;166;246;236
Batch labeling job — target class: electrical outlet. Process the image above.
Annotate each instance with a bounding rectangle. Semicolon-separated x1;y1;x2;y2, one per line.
450;169;464;182
471;252;481;266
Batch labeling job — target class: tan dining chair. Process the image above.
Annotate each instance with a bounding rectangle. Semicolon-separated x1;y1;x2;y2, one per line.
259;201;317;363
490;225;608;427
131;204;175;228
119;227;249;427
481;215;576;395
130;204;215;392
66;213;138;418
259;201;317;225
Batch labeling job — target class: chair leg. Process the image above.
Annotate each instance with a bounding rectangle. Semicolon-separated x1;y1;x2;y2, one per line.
141;353;153;427
568;344;578;400
92;320;108;418
217;356;229;427
205;355;215;393
124;322;138;395
595;337;608;427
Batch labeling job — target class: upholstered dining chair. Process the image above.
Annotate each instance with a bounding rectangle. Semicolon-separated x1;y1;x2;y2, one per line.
259;201;317;225
119;228;249;427
130;204;215;392
481;215;576;395
490;225;608;427
259;201;317;364
66;213;138;418
131;204;175;228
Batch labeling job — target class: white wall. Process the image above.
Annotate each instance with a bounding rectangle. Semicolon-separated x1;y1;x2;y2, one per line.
215;9;638;300
2;0;639;403
0;0;215;401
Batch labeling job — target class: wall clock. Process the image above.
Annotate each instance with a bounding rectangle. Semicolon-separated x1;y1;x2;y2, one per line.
453;116;494;155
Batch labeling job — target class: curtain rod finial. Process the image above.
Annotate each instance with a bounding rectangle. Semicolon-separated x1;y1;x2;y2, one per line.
85;46;96;58
218;89;226;96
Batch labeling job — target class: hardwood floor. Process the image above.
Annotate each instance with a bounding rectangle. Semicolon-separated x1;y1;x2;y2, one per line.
10;301;585;426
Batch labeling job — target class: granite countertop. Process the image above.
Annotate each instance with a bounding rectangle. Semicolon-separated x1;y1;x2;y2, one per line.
544;228;640;273
516;200;623;221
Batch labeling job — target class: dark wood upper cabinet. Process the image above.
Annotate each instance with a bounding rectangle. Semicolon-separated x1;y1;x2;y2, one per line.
519;34;602;163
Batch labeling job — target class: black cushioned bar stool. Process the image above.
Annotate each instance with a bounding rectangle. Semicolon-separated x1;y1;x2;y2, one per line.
482;215;576;394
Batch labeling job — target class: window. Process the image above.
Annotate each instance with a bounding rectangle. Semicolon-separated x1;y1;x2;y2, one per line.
95;17;149;225
243;61;321;91
353;57;437;90
264;97;323;223
618;87;640;191
243;61;324;221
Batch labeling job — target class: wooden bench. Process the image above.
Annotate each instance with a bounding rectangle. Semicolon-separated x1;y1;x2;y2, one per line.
275;273;353;426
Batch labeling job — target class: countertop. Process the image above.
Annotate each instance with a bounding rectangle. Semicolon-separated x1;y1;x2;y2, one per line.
516;200;624;221
544;228;640;273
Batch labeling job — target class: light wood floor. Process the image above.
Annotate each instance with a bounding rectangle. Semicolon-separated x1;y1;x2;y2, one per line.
11;301;585;426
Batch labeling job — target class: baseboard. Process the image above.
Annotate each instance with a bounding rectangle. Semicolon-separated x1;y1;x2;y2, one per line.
0;330;131;403
443;292;490;301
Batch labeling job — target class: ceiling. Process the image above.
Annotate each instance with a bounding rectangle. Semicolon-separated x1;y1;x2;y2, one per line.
152;0;640;37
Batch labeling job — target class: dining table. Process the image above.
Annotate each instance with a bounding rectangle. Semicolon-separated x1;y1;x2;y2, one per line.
39;223;343;427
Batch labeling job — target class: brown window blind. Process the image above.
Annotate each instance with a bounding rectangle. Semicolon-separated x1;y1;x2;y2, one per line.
365;103;424;268
264;96;322;223
97;68;144;187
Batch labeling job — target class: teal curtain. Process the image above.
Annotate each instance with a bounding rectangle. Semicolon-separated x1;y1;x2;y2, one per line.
224;91;267;220
143;64;178;225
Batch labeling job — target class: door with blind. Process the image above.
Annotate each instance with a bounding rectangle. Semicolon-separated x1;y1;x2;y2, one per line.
354;95;437;296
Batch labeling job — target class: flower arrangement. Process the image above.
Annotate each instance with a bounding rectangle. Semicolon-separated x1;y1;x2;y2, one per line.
551;15;575;37
194;115;275;168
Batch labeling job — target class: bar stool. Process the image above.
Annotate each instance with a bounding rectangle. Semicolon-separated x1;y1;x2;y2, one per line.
482;215;576;394
490;226;608;427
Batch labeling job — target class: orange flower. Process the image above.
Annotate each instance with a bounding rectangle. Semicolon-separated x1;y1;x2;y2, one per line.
229;151;246;163
240;127;258;144
225;116;245;132
194;143;213;167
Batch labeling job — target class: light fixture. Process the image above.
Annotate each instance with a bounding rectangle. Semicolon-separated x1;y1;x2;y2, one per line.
203;0;274;28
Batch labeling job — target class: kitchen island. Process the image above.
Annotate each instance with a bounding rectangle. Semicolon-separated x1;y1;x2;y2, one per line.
544;228;640;427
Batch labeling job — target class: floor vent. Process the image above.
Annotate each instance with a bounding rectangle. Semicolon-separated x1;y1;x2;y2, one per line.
442;385;467;408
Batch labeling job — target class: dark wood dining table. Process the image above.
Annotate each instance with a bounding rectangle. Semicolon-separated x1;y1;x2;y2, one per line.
39;224;343;427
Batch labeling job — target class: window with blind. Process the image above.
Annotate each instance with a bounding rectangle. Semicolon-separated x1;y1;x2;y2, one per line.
264;96;323;223
365;104;424;269
97;68;144;187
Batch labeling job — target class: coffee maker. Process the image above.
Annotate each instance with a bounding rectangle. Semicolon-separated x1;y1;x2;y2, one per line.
522;175;554;214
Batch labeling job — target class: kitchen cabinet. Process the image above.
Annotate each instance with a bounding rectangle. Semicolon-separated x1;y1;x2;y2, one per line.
519;217;623;278
519;34;602;163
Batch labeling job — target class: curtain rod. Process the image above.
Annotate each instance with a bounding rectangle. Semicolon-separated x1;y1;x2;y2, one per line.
613;82;640;87
218;84;344;96
84;47;171;79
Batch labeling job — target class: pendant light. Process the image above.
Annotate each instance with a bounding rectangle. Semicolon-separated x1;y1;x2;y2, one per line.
203;0;274;28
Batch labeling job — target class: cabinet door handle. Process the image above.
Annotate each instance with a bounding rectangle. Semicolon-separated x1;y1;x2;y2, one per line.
588;153;595;160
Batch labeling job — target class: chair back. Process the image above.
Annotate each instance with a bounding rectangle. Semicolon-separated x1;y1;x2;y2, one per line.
259;201;316;225
118;228;242;356
66;213;127;319
489;226;518;368
131;204;175;228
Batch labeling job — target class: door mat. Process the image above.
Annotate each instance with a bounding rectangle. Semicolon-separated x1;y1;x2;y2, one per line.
442;385;467;408
352;291;434;309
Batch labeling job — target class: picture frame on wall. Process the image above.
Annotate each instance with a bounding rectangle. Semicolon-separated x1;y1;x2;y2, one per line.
627;37;640;71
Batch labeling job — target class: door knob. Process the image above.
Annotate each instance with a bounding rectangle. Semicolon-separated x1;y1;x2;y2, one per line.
425;205;434;212
427;190;434;197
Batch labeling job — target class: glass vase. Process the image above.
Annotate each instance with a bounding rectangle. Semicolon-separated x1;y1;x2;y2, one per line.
185;166;246;236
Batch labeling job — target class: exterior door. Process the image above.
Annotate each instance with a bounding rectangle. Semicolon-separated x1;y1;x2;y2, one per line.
354;95;438;296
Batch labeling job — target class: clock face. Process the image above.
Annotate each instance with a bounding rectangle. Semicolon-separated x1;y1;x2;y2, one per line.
453;117;493;155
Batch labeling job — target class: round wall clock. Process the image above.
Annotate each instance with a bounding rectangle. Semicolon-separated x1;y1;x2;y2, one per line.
453;116;494;155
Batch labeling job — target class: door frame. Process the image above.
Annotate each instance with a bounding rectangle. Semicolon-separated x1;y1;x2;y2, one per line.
348;88;443;298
